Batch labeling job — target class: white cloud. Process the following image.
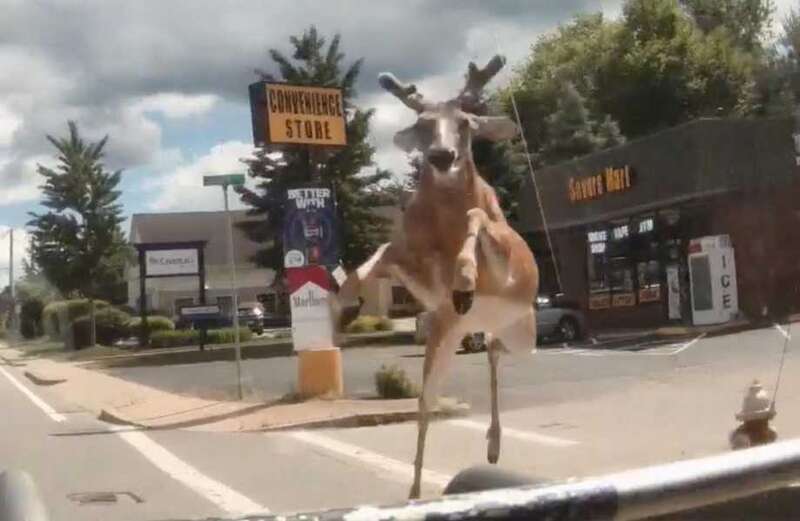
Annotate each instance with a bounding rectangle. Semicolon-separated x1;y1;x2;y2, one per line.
0;227;30;283
0;104;22;147
129;93;220;119
148;140;255;211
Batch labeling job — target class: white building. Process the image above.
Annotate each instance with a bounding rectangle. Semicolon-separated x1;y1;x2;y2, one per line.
127;211;278;319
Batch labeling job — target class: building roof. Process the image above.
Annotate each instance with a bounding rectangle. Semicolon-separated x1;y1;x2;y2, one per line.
130;210;265;267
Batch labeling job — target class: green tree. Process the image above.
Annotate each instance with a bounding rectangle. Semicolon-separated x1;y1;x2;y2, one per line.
238;26;392;274
27;121;128;347
504;0;762;154
680;0;774;50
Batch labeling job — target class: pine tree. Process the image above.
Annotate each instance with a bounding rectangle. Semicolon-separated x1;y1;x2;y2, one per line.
238;26;392;275
27;121;128;347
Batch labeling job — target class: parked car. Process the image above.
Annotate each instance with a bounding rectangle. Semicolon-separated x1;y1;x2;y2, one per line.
261;311;292;329
237;303;265;335
415;292;587;351
535;293;587;342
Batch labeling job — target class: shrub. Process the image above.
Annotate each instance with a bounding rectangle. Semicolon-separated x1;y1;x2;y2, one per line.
20;298;45;339
72;307;131;349
346;315;394;334
127;315;175;337
375;364;418;399
150;329;200;348
43;299;110;340
207;327;253;344
148;327;252;348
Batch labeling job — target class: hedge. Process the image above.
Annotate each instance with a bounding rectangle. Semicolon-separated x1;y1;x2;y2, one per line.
42;299;110;340
375;364;418;399
20;298;45;339
72;307;131;349
346;315;394;334
127;315;175;337
149;327;253;348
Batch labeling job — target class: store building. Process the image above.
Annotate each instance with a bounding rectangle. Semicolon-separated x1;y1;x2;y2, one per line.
517;117;800;329
127;211;279;319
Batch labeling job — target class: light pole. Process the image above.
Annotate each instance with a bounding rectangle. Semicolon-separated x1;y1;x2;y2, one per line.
203;174;246;400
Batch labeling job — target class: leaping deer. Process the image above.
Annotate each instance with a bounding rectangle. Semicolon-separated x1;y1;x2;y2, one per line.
334;55;539;499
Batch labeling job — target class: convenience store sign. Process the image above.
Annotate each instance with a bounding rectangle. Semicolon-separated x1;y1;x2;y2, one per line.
568;165;634;203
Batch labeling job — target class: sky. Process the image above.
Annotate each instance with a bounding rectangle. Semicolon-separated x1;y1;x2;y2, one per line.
0;0;796;278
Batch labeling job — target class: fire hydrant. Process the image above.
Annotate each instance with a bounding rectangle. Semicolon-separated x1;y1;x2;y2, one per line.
729;380;777;450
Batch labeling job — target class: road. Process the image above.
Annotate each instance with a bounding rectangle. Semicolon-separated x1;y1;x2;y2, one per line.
3;324;800;519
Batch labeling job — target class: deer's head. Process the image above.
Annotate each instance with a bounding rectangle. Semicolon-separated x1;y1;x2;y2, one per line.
379;55;518;181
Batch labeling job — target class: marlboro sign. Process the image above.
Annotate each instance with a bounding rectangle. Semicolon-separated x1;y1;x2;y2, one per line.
287;265;334;351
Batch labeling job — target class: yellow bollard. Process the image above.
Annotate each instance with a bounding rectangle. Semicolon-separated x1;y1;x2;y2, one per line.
297;348;343;398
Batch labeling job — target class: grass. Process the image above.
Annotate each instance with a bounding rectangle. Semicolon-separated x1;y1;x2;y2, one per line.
346;315;394;334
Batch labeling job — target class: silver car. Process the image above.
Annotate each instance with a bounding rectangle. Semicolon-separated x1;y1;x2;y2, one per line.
415;293;587;351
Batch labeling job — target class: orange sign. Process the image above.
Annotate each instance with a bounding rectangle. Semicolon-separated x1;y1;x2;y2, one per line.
589;293;611;310
568;165;634;203
612;292;636;307
638;286;661;303
249;82;347;147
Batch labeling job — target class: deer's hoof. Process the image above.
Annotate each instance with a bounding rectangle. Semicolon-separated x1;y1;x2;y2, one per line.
408;482;421;499
452;290;474;315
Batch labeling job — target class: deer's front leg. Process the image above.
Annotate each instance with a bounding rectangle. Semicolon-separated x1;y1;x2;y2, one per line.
453;208;487;314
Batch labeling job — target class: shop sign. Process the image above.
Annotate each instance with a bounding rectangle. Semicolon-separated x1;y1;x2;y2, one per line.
568;165;635;203
612;292;636;307
287;265;334;351
144;248;199;276
666;264;682;320
589;293;611;310
638;286;661;303
283;185;339;268
249;82;347;147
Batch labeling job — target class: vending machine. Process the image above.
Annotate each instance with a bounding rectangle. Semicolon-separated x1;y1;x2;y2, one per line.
688;235;738;325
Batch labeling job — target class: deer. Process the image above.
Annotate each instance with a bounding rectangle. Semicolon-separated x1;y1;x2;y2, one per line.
332;55;539;499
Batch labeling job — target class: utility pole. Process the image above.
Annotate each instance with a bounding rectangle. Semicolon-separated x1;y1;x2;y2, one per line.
203;173;246;400
8;229;14;330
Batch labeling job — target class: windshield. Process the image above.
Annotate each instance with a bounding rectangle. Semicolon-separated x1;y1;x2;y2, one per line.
2;1;799;520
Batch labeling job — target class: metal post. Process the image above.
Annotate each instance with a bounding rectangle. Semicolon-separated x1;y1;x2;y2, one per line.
8;229;13;331
223;185;243;400
137;247;147;348
198;245;207;351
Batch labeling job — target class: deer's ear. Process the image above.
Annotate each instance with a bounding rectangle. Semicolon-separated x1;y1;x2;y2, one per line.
393;125;421;152
474;116;518;142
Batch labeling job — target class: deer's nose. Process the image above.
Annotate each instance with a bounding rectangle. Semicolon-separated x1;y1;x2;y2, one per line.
427;147;455;171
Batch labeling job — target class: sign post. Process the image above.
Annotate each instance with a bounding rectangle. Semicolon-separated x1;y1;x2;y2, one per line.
204;174;246;400
249;81;347;398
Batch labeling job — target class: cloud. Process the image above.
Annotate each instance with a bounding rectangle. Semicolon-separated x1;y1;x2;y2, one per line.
147;140;255;211
129;93;220;119
0;0;618;207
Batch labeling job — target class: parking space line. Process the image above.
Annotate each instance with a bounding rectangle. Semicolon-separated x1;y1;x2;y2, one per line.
670;332;706;355
112;426;268;516
288;430;452;489
0;365;66;422
446;418;579;447
774;323;791;340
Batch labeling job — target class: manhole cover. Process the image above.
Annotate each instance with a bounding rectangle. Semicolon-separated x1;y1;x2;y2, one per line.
67;491;144;505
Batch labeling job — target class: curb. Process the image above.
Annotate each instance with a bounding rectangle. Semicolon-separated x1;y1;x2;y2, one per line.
259;402;471;432
23;370;67;386
97;401;470;432
0;355;25;368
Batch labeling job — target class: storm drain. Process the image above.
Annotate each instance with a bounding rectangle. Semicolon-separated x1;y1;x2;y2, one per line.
67;491;144;505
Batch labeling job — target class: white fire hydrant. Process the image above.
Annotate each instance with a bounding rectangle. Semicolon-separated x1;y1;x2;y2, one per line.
729;380;777;450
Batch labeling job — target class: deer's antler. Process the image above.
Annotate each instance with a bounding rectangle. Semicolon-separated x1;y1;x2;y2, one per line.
457;54;506;114
378;72;429;113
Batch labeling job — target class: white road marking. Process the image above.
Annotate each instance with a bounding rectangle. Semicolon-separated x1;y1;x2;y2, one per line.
111;426;268;516
0;365;65;422
774;323;791;340
669;333;707;355
446;418;579;447
288;430;452;489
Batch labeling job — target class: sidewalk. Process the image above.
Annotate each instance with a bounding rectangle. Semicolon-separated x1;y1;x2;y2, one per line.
0;344;466;432
592;317;755;344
